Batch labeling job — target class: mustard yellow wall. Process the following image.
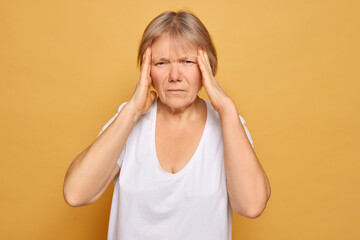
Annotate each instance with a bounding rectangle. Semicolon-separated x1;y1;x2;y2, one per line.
1;0;359;239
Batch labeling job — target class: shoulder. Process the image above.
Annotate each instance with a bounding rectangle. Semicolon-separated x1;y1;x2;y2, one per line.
201;98;254;148
117;102;128;113
97;102;128;138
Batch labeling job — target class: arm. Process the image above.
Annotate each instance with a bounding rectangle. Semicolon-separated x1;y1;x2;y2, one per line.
63;47;156;207
63;103;137;207
197;49;271;218
219;100;271;218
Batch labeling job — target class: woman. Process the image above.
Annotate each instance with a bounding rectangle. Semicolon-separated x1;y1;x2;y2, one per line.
63;10;271;240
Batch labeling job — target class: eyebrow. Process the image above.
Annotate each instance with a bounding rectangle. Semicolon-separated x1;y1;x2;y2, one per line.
152;56;196;62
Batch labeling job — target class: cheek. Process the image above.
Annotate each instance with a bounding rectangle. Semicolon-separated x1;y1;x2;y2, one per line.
150;68;163;88
195;67;202;82
188;67;203;88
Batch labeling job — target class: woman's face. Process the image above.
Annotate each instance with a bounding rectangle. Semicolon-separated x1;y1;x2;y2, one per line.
150;34;202;110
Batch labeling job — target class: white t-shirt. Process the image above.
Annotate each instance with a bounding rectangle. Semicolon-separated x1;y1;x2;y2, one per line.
97;98;254;240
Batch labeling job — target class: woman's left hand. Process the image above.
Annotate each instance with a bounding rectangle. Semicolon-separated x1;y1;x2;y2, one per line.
197;49;234;115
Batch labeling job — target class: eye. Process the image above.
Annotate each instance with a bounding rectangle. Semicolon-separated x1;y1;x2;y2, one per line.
155;61;168;67
182;60;195;65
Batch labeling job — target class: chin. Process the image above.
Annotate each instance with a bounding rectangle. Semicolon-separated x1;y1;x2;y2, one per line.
159;95;196;111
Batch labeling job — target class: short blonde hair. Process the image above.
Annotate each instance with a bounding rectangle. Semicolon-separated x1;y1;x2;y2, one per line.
137;10;218;75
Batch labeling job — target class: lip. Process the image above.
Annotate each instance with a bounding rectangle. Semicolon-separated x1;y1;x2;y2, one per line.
167;89;185;92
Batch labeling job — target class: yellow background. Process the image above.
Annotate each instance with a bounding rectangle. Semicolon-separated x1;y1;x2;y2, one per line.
1;0;359;239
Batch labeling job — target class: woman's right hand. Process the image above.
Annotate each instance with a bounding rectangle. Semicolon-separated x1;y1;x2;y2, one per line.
63;47;156;207
128;47;157;120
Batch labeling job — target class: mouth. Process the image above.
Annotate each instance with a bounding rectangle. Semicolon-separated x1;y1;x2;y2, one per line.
167;89;185;92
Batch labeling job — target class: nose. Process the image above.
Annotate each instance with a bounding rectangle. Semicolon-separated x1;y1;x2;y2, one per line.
169;62;181;82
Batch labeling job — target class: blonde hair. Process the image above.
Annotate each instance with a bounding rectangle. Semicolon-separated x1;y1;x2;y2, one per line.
137;10;218;75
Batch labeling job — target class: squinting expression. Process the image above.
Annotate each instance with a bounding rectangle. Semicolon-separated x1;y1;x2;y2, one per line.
150;34;203;110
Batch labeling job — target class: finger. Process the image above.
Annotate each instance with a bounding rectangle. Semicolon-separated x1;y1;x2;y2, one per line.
197;49;206;71
140;48;147;75
197;49;208;73
141;47;150;71
147;47;152;78
145;47;152;87
198;48;205;65
198;49;209;73
140;47;151;82
197;49;212;80
202;50;213;74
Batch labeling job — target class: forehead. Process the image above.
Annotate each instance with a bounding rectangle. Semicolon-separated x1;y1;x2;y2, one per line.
151;35;197;59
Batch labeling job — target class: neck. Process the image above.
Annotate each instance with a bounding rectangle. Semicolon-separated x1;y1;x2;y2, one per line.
157;97;206;122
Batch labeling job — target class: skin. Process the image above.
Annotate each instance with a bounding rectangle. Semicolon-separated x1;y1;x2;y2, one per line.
63;34;271;219
150;34;203;112
150;35;207;174
196;45;271;219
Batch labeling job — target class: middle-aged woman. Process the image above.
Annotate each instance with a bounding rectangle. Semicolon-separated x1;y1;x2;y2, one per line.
63;10;271;240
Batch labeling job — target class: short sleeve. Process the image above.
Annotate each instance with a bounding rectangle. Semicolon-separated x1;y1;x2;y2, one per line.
239;115;254;148
96;102;127;167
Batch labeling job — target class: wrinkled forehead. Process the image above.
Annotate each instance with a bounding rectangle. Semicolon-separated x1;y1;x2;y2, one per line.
152;35;199;60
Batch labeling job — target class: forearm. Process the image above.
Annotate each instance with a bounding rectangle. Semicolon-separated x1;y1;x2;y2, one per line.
220;100;271;218
63;102;139;206
197;48;270;217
